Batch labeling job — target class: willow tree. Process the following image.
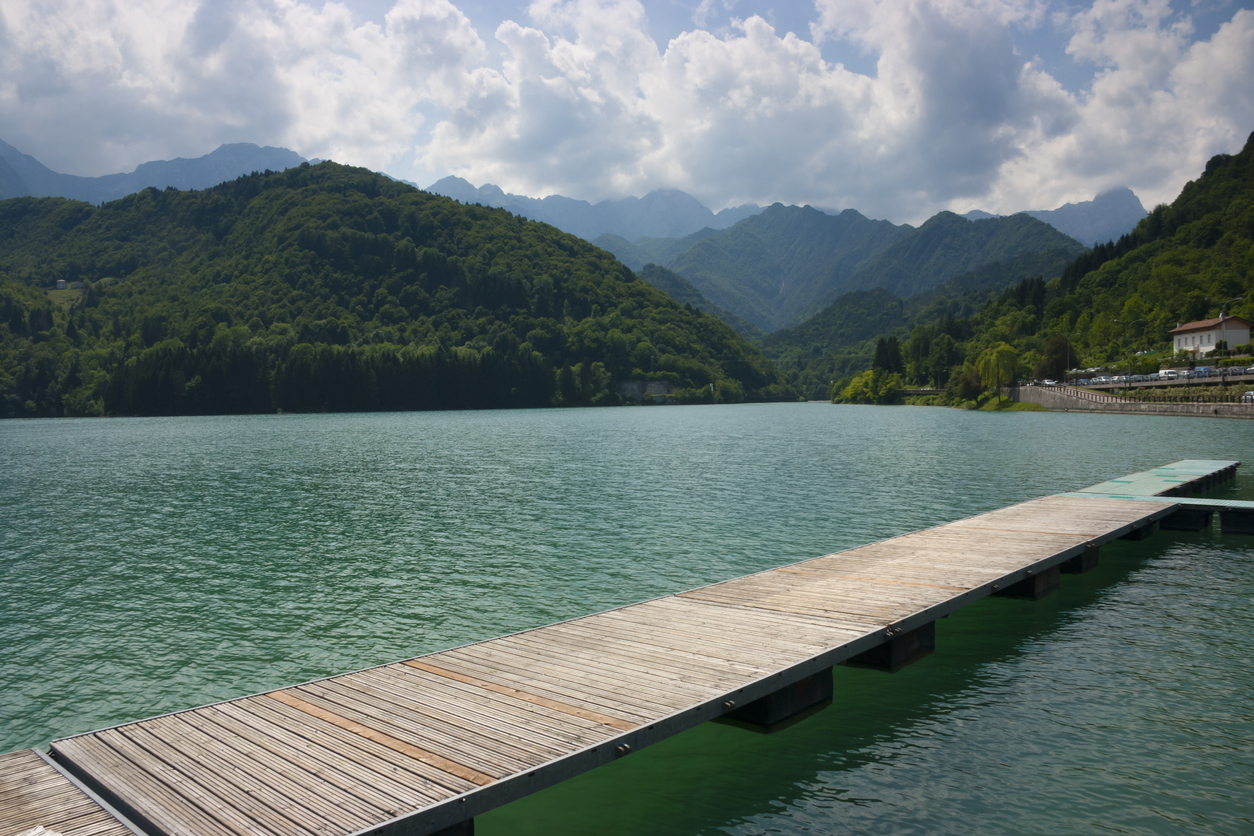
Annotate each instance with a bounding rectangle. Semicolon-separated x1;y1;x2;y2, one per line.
976;342;1019;402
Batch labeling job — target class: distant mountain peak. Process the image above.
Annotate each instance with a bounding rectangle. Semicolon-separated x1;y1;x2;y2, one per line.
424;177;763;242
960;187;1147;246
0;139;308;204
1095;185;1138;199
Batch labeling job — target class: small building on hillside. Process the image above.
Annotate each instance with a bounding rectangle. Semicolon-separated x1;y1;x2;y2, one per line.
1169;315;1251;356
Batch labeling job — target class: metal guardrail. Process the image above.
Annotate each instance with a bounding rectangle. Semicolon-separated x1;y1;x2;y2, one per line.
1057;385;1121;403
1022;384;1254;406
1022;384;1122;403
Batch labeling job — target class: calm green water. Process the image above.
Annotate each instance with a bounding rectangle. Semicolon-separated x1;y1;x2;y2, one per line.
2;404;1252;834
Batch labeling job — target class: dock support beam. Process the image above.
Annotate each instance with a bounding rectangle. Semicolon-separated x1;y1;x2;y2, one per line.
1120;523;1154;541
720;668;833;733
1061;545;1100;574
1220;509;1254;536
995;565;1060;599
1160;508;1212;531
431;820;473;836
847;621;935;673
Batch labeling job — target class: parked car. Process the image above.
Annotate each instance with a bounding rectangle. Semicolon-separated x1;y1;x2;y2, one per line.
1148;373;1160;381
1160;370;1179;380
1243;391;1254;403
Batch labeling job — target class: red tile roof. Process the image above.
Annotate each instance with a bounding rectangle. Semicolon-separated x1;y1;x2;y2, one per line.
1169;315;1251;333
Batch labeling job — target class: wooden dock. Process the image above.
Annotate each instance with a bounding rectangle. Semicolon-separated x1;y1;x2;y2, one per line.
0;750;137;836
2;460;1246;836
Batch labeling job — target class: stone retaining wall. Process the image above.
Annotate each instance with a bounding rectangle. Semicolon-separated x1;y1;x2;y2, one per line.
1008;386;1254;419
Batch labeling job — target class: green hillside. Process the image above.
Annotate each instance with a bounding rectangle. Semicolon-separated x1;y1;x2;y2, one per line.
916;247;1087;300
590;233;652;271
635;264;764;340
772;132;1254;401
598;205;1084;336
0;163;794;418
764;269;996;398
994;134;1254;362
663;205;909;331
839;212;1086;297
761;289;908;390
593;229;722;272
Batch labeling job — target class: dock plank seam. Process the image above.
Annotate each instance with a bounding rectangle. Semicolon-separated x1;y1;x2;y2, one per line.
262;693;494;787
401;661;636;732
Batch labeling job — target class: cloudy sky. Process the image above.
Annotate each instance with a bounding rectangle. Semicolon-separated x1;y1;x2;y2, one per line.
1;0;1252;222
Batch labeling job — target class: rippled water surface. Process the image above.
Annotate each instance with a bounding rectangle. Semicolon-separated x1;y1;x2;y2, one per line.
2;404;1252;834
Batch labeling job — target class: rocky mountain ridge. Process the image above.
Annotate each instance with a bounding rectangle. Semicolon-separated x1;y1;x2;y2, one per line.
0;140;310;205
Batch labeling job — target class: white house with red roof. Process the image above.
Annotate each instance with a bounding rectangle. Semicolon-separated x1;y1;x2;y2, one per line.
1169;315;1251;356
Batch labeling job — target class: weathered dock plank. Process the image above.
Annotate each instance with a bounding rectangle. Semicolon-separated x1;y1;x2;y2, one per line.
0;459;1236;836
0;750;135;836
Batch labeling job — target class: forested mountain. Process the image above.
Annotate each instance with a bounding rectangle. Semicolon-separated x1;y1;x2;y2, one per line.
635;264;764;340
963;188;1148;246
837;212;1086;297
1013;135;1254;356
592;228;725;272
598;204;1083;335
426;177;762;241
762;288;909;386
762;260;1019;396
919;248;1085;299
0;163;792;418
655;204;910;332
772;132;1254;400
0;140;308;204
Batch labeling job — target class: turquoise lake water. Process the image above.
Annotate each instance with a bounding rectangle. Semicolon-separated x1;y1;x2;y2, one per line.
2;404;1252;834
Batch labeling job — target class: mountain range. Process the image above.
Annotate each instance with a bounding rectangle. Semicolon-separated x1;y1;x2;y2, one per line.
962;188;1147;246
0;137;1146;249
2;128;1249;416
428;177;1146;251
0;140;309;204
424;176;763;241
423;176;1137;334
0;137;1146;350
596;204;1086;332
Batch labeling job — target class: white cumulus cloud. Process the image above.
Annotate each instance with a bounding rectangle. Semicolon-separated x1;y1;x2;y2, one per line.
0;0;1250;221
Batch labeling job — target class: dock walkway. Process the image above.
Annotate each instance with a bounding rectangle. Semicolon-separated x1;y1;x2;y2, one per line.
1;460;1246;836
